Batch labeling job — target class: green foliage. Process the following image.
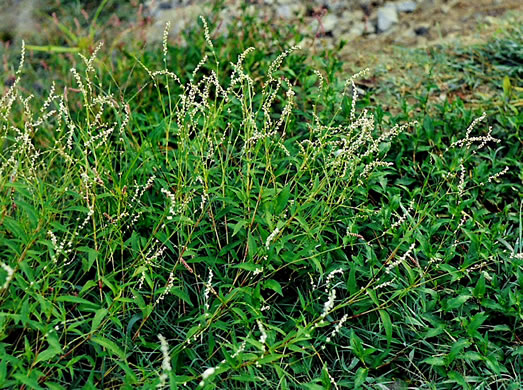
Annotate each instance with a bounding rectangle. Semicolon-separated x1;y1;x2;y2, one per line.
0;8;521;390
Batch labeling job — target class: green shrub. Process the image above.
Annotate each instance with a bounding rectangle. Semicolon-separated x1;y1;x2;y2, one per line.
0;20;521;390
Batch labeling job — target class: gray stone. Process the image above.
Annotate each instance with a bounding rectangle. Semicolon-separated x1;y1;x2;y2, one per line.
342;9;364;22
308;18;320;35
377;5;398;33
276;4;292;19
0;0;38;41
396;1;417;12
358;0;372;7
349;21;366;36
414;25;430;36
322;14;338;32
323;0;347;12
158;2;173;10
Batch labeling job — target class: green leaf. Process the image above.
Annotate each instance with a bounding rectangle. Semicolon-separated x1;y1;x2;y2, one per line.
473;274;486;298
46;382;66;390
446;295;471;310
367;290;379;306
78;247;98;273
275;185;291;214
35;346;61;363
263;279;283;296
12;373;44;390
462;351;483;361
423;115;434;138
484;355;504;375
3;217;26;242
354;367;368;388
491;325;511;332
350;330;365;361
303;384;324;390
448;339;470;364
90;336;126;360
91;308;108;333
424;325;445;338
502;75;512;99
47;332;62;353
466;313;488;337
232;263;260;272
171;288;193;306
35;333;63;364
126;314;142;336
16;200;39;227
56;296;99;308
347;266;357;295
421;356;446;366
448;371;469;389
379;310;392;346
230;374;262;383
232;220;246;237
258;354;285;364
248;232;258;257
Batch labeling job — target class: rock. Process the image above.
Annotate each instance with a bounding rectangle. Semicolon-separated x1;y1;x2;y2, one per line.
0;0;38;41
276;4;292;19
291;3;307;16
342;9;364;22
360;2;372;17
158;2;173;10
367;19;377;35
349;21;366;36
146;4;202;42
358;0;372;7
322;14;338;32
308;18;320;35
377;5;398;33
352;9;365;20
339;32;361;43
275;3;305;19
337;10;361;34
323;0;347;12
395;1;417;13
142;0;435;46
414;25;429;36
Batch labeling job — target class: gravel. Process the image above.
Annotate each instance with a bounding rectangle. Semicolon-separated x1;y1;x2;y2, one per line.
144;0;427;44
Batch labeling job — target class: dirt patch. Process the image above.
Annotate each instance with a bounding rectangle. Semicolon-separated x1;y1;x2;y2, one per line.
333;0;521;72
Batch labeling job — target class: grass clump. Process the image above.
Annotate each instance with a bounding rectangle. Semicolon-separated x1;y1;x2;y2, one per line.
0;18;522;390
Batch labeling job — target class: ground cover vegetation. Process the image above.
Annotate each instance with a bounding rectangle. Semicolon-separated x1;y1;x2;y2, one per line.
0;3;521;389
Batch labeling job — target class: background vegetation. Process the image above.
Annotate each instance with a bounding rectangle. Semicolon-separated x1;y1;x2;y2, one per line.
0;2;521;389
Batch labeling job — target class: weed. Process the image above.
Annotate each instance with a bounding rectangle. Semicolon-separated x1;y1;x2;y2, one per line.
0;11;521;390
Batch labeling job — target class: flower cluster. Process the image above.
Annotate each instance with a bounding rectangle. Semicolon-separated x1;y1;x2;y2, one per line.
203;269;214;317
391;200;414;230
265;227;280;250
0;261;14;290
324;313;349;346
375;279;395;290
199;16;214;50
257;320;268;354
161;187;176;220
155;271;175;305
157;334;171;388
386;242;416;274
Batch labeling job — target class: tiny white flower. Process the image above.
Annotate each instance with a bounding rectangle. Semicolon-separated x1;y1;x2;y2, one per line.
201;367;215;380
265;227;280;249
